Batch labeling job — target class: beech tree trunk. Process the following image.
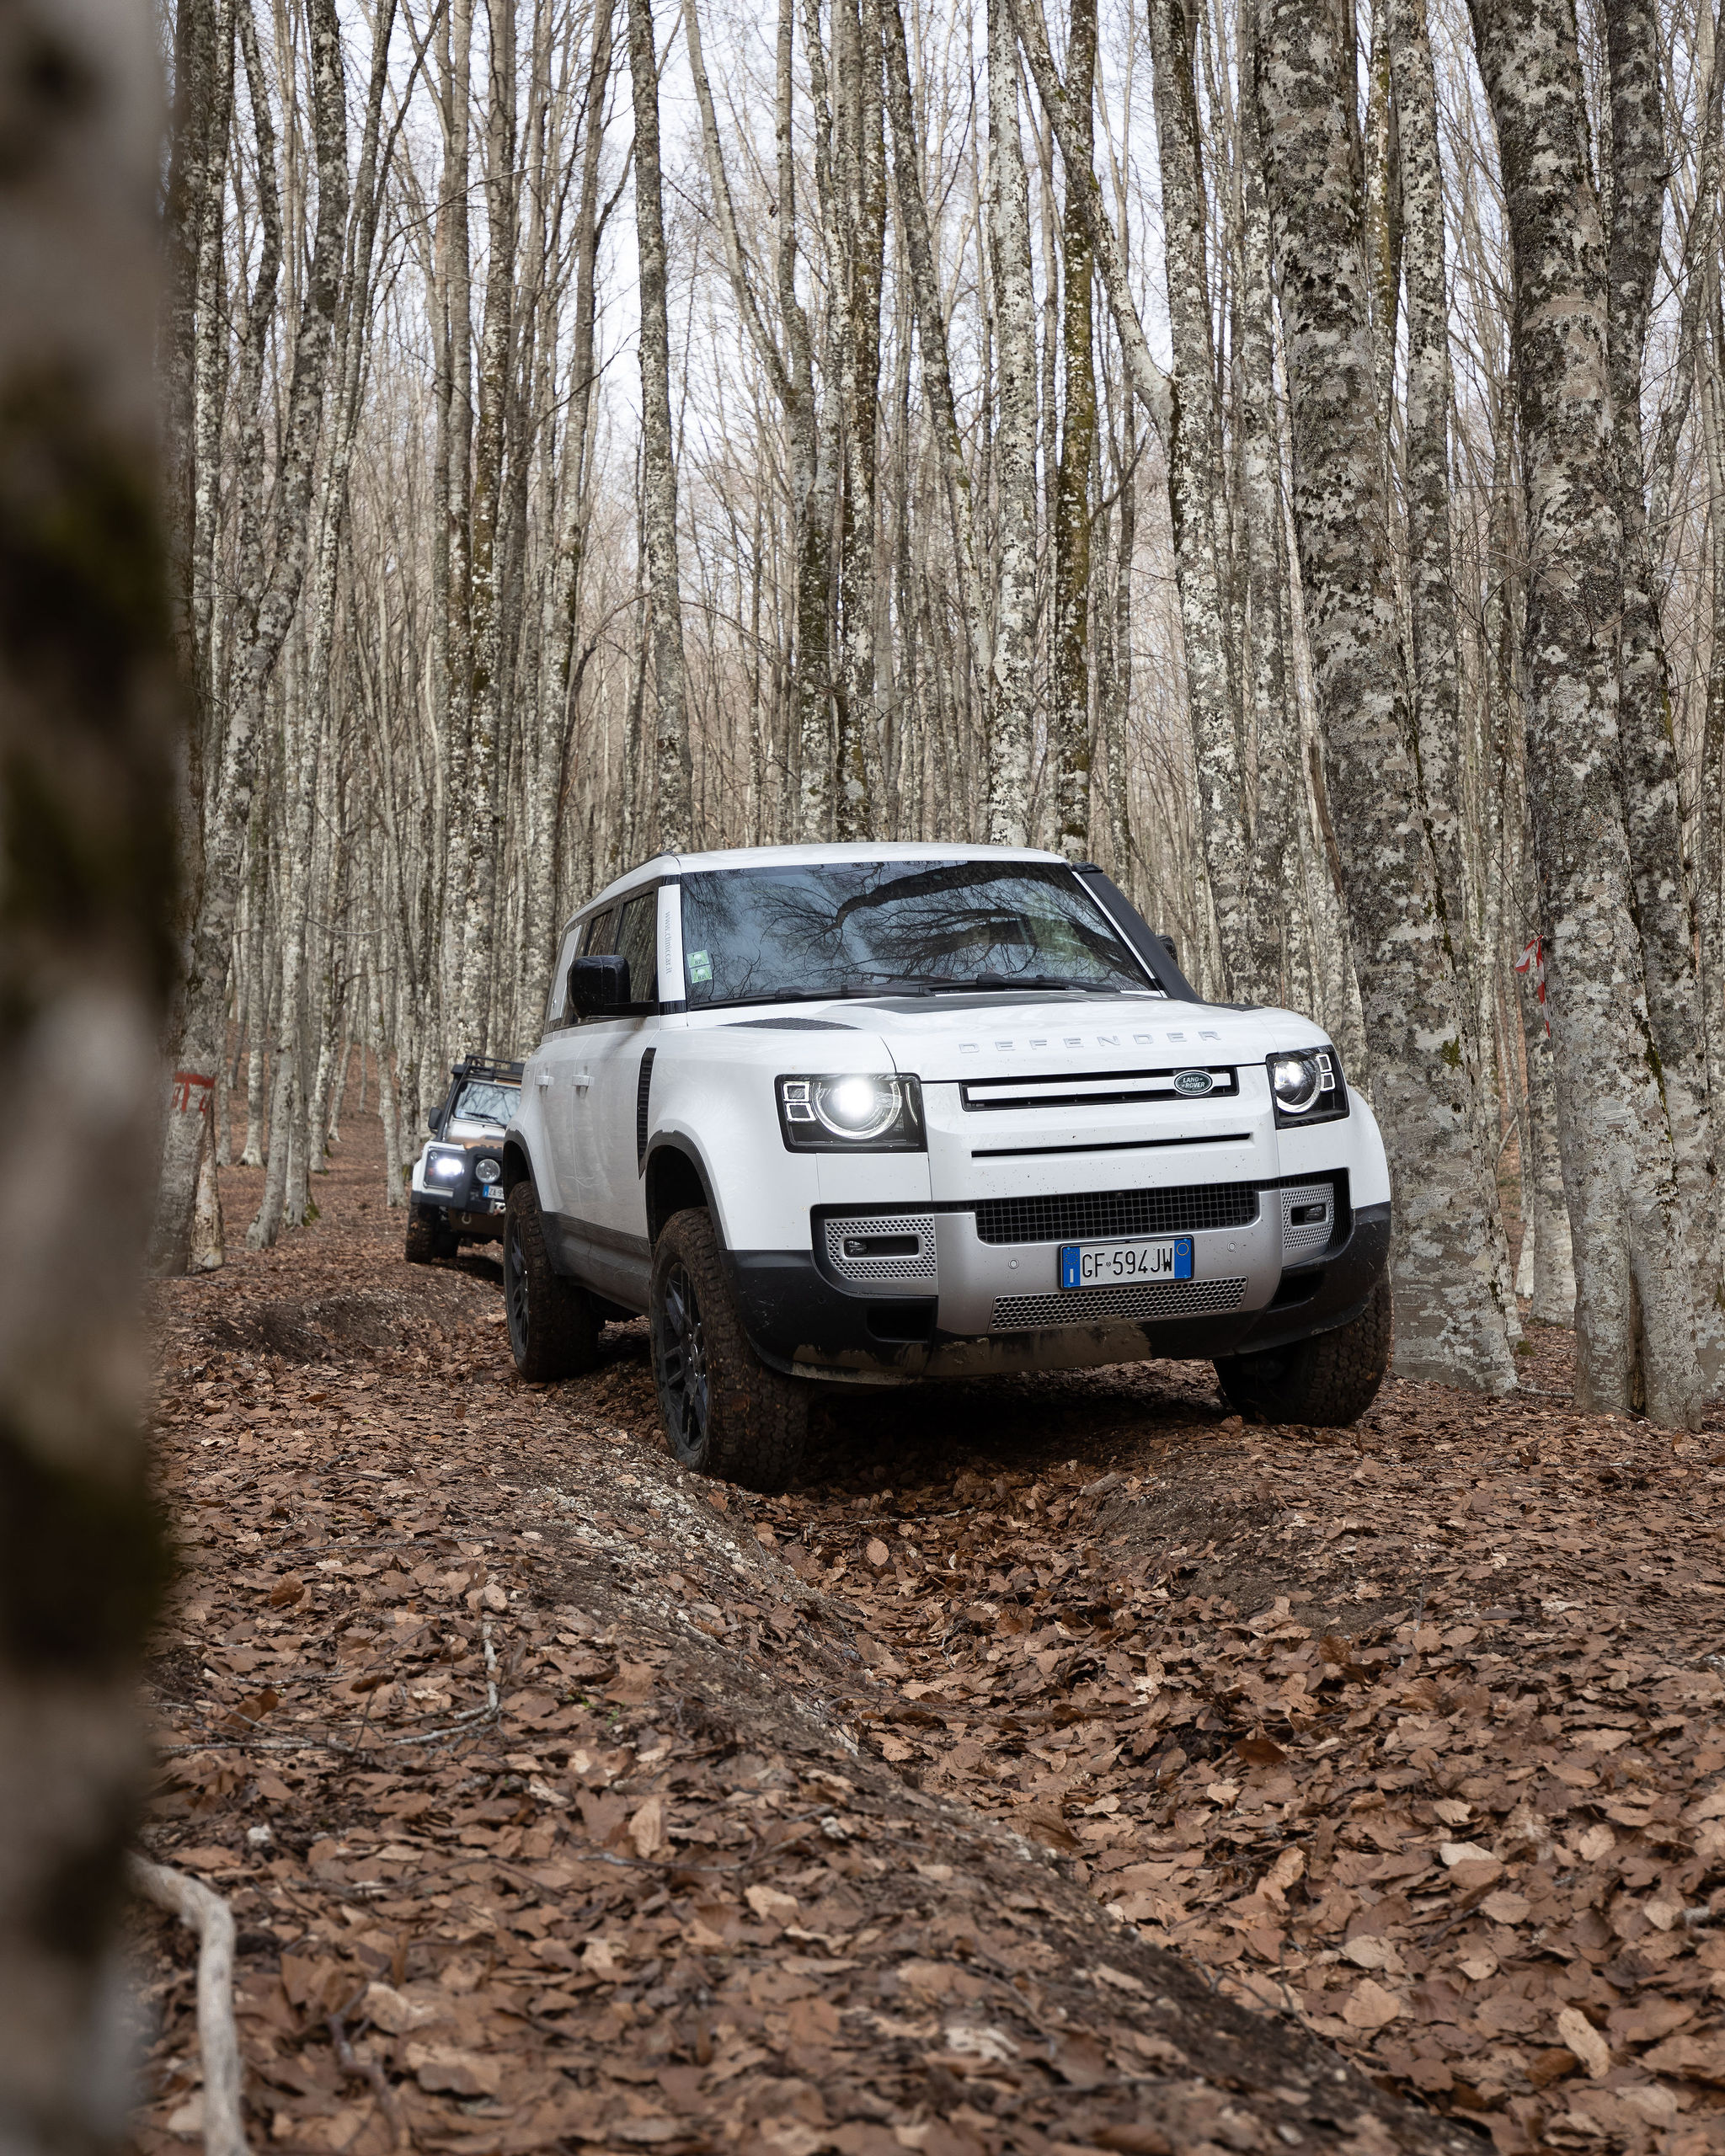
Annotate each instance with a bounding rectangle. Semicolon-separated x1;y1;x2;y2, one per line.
456;0;519;1049
1390;0;1469;990
1391;0;1519;1331
523;0;615;1027
1145;0;1254;995
1252;0;1516;1393
1051;0;1097;861
834;0;887;841
1516;946;1577;1324
1469;0;1704;1424
0;0;178;2138
1700;318;1725;1121
883;0;992;704
985;0;1037;843
1604;0;1722;1350
628;0;694;848
1235;7;1294;1000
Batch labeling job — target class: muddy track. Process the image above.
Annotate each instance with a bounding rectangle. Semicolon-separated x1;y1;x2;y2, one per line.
132;1122;1725;2156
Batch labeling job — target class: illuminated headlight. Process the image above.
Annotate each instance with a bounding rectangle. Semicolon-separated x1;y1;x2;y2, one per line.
777;1073;925;1151
474;1157;502;1184
1267;1047;1347;1126
428;1150;467;1182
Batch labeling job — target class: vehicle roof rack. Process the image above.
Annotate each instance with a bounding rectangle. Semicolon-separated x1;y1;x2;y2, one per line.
452;1055;525;1083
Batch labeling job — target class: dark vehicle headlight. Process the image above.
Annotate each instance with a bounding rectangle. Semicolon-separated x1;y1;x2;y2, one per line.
427;1147;467;1182
777;1074;925;1150
1267;1048;1348;1126
474;1157;502;1184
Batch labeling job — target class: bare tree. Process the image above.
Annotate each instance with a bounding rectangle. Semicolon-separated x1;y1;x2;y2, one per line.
1470;0;1706;1423
1252;0;1516;1393
629;0;694;847
1050;0;1097;859
986;0;1038;842
1605;0;1722;1350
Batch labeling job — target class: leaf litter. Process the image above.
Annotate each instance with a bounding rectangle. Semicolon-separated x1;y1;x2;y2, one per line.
131;1122;1725;2156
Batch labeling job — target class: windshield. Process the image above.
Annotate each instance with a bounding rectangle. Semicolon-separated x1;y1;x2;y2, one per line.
451;1080;516;1126
677;860;1156;1009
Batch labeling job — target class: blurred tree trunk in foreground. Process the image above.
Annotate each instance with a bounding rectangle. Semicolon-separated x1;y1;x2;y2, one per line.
0;0;178;2143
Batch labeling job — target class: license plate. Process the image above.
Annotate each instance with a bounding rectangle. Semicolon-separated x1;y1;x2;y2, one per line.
1060;1235;1193;1289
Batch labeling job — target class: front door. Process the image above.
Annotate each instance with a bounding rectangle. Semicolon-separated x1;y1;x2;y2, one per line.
569;885;661;1309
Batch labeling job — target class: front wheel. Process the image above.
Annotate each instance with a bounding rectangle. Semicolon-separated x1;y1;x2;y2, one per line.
649;1208;808;1493
503;1181;599;1380
1214;1271;1391;1426
405;1204;457;1264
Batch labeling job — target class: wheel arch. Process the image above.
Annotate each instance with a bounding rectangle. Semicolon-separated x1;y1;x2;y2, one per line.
644;1138;718;1246
502;1138;535;1193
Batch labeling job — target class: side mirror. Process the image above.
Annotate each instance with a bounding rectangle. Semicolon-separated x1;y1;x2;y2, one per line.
427;1111;441;1134
568;953;630;1017
1159;934;1180;969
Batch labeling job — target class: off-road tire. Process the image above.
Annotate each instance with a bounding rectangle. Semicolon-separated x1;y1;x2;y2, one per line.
504;1181;600;1381
405;1204;456;1265
1213;1270;1392;1426
649;1207;808;1493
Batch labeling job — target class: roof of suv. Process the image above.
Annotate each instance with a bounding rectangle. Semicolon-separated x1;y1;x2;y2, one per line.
566;843;1069;929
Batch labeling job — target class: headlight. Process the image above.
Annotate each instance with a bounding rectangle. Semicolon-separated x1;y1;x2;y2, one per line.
777;1073;926;1151
1267;1047;1347;1126
428;1149;467;1181
474;1157;502;1184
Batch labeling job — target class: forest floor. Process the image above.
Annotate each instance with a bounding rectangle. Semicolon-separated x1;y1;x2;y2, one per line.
129;1111;1725;2156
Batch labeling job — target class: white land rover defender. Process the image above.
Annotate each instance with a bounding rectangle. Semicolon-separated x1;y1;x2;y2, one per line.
500;845;1392;1490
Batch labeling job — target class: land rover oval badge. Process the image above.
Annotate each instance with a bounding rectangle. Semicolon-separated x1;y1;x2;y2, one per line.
1173;1069;1215;1097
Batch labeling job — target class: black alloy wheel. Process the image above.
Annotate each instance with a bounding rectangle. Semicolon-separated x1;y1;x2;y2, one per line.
502;1178;599;1380
504;1207;533;1365
648;1208;808;1492
657;1257;712;1467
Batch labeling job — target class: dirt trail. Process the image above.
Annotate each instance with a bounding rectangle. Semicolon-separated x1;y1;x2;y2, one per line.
132;1116;1725;2156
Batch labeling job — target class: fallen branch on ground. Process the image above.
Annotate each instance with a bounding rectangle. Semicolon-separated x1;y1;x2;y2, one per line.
129;1854;249;2156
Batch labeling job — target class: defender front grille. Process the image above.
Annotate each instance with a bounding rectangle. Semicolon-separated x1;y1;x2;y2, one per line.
972;1182;1258;1246
823;1212;938;1283
991;1278;1248;1328
960;1066;1238;1110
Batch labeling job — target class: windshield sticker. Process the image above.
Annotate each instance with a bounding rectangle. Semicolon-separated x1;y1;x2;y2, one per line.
687;949;713;984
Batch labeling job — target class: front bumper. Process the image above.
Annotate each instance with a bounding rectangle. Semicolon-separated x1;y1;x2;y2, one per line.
726;1188;1391;1383
415;1154;508;1235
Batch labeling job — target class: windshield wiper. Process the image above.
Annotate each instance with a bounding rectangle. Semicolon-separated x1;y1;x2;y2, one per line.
839;973;1112;995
